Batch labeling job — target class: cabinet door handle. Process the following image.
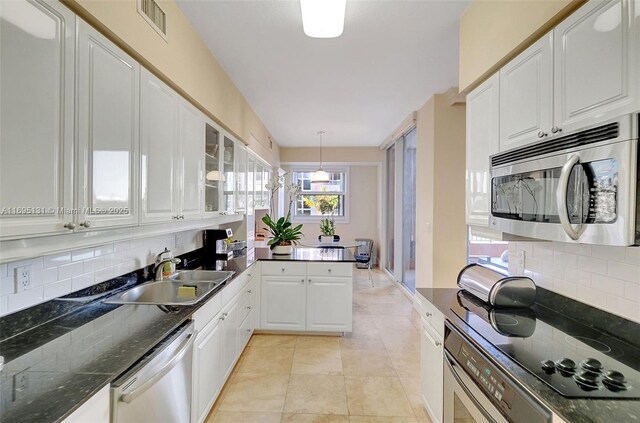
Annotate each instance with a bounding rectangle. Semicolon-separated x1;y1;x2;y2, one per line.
247;289;252;294
281;268;285;272
537;131;547;138
425;311;432;317
302;279;306;283
551;126;562;134
79;221;91;228
328;268;332;273
220;312;228;321
63;222;76;230
423;328;442;347
246;328;251;333
246;306;252;310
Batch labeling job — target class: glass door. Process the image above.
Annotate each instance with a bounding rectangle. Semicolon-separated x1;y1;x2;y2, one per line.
235;143;247;213
402;128;417;292
222;136;235;213
204;123;221;213
247;154;255;214
385;145;395;274
254;163;264;209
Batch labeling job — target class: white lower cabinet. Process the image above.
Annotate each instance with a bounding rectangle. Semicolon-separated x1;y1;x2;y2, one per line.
192;317;223;423
62;385;110;423
260;262;353;332
260;275;307;331
221;296;240;381
306;277;352;332
418;295;445;423
421;323;443;423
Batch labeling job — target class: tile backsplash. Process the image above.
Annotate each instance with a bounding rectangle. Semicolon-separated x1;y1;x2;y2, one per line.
509;242;640;323
0;229;204;316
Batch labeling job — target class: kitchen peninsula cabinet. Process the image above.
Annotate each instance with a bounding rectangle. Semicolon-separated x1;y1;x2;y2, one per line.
258;253;355;333
0;0;76;239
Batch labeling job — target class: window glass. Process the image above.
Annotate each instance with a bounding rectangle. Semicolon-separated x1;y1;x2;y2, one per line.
292;170;347;218
467;227;508;270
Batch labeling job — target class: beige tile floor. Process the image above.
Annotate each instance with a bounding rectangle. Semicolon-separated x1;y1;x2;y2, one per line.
207;269;432;423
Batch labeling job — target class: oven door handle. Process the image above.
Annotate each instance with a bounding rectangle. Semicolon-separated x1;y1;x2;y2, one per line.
444;350;499;423
556;154;584;241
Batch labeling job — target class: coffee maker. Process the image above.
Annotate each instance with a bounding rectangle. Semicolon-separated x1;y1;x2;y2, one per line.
203;228;234;262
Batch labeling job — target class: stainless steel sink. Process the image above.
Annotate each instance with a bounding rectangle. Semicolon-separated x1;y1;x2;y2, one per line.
103;270;234;306
169;270;233;282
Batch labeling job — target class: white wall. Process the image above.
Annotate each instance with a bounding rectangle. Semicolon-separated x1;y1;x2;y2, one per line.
0;229;204;316
509;242;640;323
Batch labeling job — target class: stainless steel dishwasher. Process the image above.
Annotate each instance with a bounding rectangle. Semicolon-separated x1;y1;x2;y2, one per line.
111;321;196;423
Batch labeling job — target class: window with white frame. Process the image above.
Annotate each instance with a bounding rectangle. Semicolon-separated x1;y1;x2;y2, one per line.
291;169;348;221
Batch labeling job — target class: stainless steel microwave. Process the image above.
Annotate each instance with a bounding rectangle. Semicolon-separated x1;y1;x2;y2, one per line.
489;114;639;246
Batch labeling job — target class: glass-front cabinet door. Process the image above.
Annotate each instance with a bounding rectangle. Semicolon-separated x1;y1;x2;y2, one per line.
222;136;235;213
235;143;247;213
204;123;221;214
262;167;271;209
246;154;255;214
254;162;263;209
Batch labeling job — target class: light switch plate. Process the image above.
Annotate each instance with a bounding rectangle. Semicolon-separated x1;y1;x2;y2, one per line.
517;251;526;268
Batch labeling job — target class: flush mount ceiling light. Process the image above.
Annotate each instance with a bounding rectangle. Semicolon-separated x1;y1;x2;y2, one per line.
311;131;330;183
300;0;346;38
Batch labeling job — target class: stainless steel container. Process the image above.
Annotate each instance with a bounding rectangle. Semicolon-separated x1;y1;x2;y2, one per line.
457;263;536;308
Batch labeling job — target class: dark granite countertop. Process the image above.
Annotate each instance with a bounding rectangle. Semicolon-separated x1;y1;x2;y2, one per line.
255;246;356;262
0;252;253;423
416;288;640;423
0;245;357;423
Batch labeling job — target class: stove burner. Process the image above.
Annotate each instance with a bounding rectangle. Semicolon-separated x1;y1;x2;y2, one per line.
556;358;577;375
580;358;603;374
541;360;556;374
569;335;612;353
603;371;628;391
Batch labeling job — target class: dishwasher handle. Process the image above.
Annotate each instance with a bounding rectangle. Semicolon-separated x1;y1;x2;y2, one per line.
120;327;198;404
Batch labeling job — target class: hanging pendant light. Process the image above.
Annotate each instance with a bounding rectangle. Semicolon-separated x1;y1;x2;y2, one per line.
311;131;330;183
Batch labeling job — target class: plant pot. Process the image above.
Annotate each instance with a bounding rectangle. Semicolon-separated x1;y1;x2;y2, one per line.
320;236;334;244
272;245;293;255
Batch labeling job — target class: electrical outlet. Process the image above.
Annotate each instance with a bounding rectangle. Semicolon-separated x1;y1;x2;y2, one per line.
12;370;29;402
517;251;526;268
14;265;31;292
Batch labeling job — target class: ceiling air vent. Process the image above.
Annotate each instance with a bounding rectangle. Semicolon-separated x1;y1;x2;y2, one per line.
138;0;167;41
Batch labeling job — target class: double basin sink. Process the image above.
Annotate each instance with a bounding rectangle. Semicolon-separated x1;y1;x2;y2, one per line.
104;270;234;306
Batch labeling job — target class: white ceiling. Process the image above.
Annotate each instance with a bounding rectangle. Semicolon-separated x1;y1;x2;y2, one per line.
177;0;469;147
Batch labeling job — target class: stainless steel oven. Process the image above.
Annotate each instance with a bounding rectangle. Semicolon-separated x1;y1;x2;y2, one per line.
489;114;639;246
443;322;551;423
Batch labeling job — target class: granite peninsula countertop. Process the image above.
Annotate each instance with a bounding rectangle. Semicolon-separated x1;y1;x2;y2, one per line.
255;246;357;262
0;246;358;423
416;288;640;423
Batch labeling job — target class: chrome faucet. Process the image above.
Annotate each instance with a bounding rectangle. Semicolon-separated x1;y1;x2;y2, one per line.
154;248;180;281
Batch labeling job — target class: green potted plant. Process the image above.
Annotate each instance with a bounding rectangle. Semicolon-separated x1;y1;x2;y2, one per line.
262;212;304;254
319;217;336;243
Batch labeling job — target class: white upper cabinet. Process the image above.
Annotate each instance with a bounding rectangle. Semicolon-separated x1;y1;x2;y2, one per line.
177;100;204;220
553;0;640;133
234;143;247;214
76;19;139;230
140;68;179;224
466;73;500;227
222;135;236;214
0;0;75;238
499;32;553;151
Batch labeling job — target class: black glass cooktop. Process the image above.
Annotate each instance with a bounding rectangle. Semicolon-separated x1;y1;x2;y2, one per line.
452;290;640;399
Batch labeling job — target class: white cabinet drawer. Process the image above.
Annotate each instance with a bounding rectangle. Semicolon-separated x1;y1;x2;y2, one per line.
222;272;247;304
420;298;444;339
306;262;352;278
193;293;222;332
261;261;306;276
